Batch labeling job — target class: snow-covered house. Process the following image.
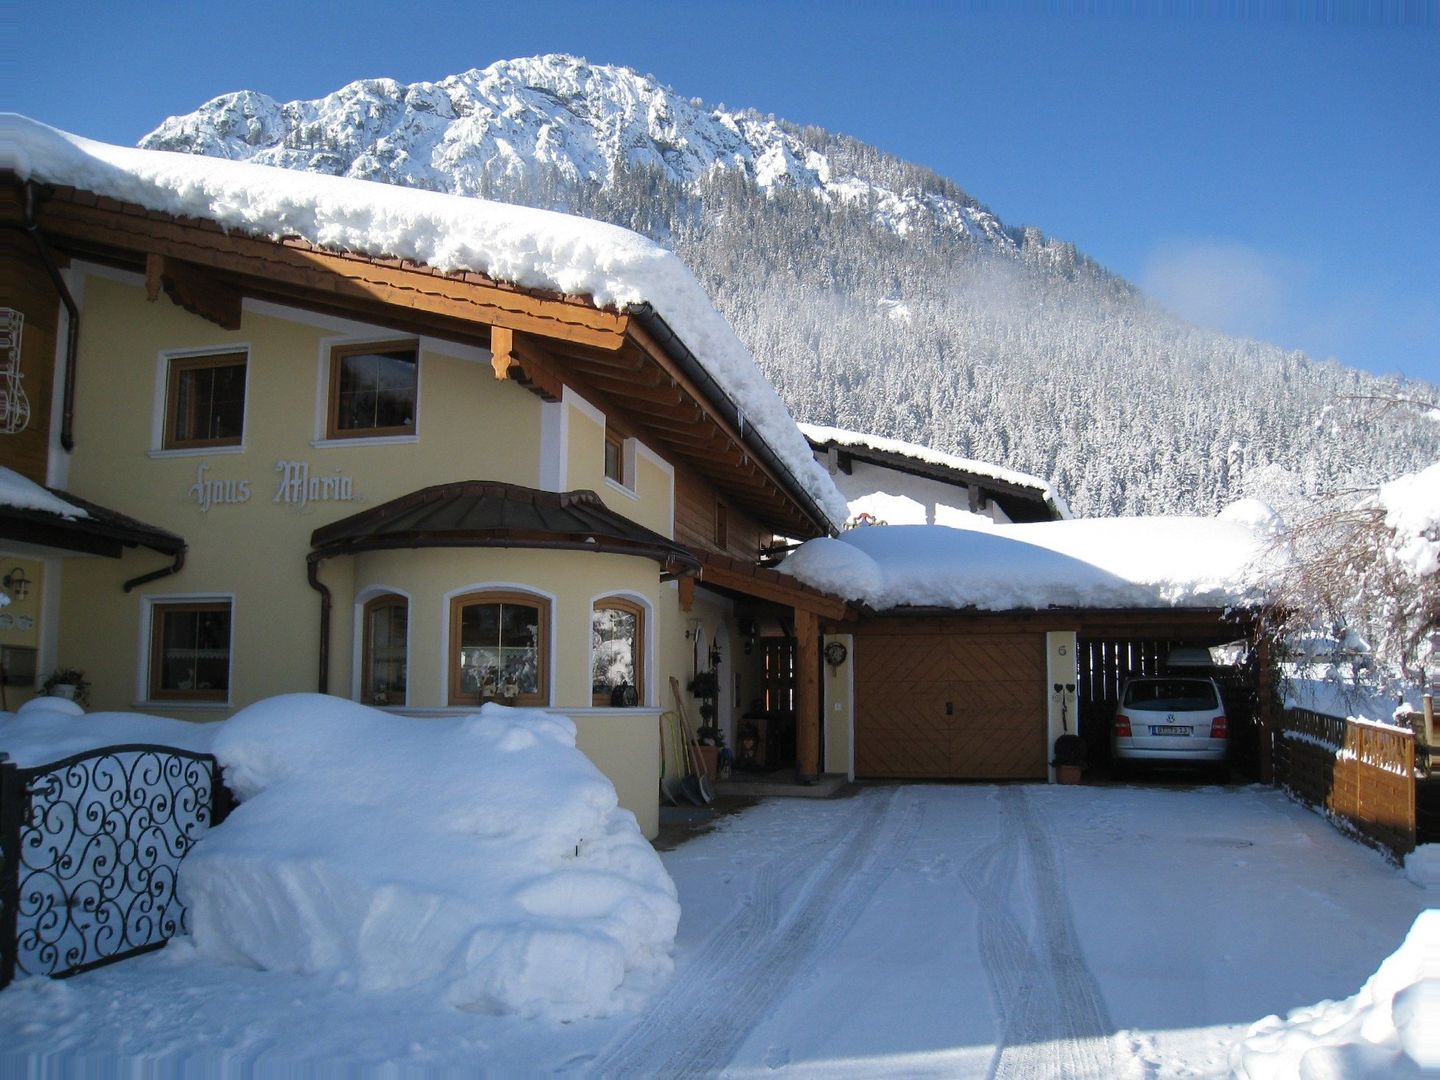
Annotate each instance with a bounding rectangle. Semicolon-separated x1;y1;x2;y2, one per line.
802;423;1070;527
0;117;854;836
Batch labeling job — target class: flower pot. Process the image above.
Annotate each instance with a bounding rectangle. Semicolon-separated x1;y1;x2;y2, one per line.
694;744;719;782
49;684;77;701
1055;764;1083;785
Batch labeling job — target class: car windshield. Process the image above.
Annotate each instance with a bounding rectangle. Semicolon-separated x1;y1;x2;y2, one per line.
1122;679;1218;712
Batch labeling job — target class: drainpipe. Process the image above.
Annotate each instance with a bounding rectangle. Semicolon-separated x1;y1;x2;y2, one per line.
122;547;187;593
18;183;80;452
307;552;331;694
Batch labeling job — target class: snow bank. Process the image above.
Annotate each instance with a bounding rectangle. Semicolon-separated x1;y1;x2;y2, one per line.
0;704;216;765
1;115;847;529
800;422;1072;520
780;516;1275;611
1405;846;1440;890
0;465;88;519
182;695;677;1019
1230;910;1440;1078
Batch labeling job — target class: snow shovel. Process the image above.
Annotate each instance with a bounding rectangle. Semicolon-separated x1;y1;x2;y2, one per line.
659;711;685;806
670;677;714;806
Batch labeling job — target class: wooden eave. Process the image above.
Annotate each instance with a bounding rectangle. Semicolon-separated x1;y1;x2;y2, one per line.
15;178;831;541
855;606;1258;637
694;551;854;622
18;182;628;352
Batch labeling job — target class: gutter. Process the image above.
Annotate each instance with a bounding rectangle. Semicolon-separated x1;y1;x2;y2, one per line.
626;303;837;538
307;552;331;695
122;547;186;593
14;183;79;452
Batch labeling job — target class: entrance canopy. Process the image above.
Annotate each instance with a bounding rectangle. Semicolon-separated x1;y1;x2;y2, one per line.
0;467;183;561
310;480;702;576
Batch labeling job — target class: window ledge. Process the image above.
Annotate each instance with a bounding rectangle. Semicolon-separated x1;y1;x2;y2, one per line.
383;705;661;719
312;435;419;449
148;446;245;459
603;477;640;501
133;700;232;711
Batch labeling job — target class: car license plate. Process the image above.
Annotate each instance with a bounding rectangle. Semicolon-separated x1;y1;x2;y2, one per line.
1151;725;1193;736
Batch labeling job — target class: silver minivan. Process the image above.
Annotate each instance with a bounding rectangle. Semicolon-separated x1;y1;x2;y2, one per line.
1111;676;1229;778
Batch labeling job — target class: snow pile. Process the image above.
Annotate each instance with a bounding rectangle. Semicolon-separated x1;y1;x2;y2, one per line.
182;695;677;1019
1378;461;1440;577
0;703;216;764
0;465;89;519
780;516;1275;611
801;422;1072;520
1219;497;1285;535
1;114;847;529
1230;910;1440;1078
1405;846;1440;890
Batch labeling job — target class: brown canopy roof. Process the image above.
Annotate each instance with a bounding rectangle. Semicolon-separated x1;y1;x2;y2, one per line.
0;487;184;559
309;480;702;576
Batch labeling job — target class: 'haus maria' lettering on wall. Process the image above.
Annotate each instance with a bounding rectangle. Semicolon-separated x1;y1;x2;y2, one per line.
186;461;359;513
274;460;357;510
188;463;250;513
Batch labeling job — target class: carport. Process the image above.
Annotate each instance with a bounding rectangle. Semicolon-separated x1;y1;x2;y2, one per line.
1074;608;1272;779
839;605;1274;784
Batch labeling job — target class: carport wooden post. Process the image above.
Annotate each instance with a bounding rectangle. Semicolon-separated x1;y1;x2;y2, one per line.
1256;635;1276;784
796;607;820;781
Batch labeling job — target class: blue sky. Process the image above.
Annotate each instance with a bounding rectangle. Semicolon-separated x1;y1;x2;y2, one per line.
13;1;1440;383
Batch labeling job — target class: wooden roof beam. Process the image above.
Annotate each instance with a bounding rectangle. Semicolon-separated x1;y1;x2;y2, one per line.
145;253;241;330
35;194;630;351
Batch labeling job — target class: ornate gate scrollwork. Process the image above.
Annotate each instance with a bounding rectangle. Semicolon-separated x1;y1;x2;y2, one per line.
0;744;231;987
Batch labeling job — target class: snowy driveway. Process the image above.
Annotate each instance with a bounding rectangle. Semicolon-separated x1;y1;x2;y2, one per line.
1;783;1428;1077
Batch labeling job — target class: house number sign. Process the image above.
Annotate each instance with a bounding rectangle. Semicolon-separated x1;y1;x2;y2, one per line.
187;460;360;513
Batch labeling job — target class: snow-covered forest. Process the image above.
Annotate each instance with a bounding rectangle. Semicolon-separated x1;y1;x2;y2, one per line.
140;55;1440;518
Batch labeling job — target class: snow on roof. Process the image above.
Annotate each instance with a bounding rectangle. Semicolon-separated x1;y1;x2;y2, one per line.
779;515;1278;611
800;423;1072;520
2;115;847;529
0;465;89;520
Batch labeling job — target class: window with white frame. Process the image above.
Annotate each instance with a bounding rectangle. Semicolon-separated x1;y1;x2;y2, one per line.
362;593;408;705
592;597;644;706
149;600;232;700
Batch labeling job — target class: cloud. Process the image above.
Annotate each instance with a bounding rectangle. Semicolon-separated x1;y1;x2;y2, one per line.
1140;239;1302;342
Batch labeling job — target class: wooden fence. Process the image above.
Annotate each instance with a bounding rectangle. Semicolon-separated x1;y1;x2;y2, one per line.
1275;708;1417;858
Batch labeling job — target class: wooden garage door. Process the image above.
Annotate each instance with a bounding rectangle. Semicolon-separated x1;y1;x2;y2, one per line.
855;632;1047;779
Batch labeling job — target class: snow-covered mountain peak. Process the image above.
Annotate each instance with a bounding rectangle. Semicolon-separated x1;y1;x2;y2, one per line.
140;54;1018;252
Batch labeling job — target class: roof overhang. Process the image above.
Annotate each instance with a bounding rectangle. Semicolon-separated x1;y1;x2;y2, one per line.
693;551;854;622
9;178;834;542
309;480;702;576
0;489;184;560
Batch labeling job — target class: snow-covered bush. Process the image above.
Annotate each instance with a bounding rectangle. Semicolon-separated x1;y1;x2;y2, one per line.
1264;458;1440;688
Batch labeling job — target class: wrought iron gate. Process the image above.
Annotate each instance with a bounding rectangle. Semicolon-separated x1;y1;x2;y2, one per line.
0;744;232;988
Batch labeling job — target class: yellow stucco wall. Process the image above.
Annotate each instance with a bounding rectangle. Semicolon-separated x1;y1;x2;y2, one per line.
0;556;43;709
39;271;712;837
823;632;855;778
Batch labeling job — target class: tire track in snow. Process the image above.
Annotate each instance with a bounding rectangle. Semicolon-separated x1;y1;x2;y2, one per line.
961;786;1118;1080
593;786;923;1077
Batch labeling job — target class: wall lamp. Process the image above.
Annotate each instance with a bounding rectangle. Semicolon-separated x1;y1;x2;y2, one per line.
3;567;31;601
685;618;702;640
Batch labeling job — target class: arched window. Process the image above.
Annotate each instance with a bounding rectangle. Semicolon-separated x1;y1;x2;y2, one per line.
362;593;408;706
592;596;645;706
450;590;549;707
